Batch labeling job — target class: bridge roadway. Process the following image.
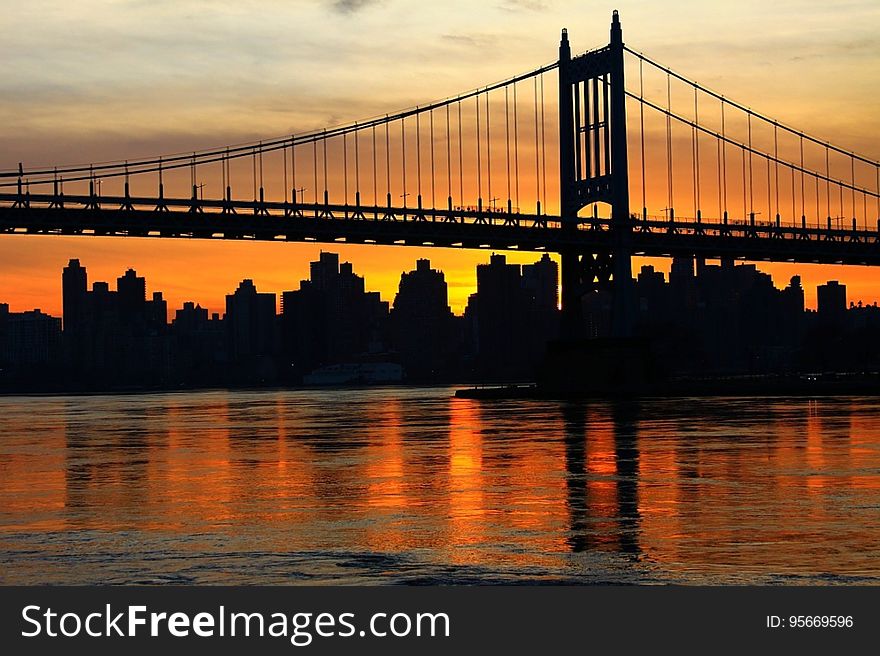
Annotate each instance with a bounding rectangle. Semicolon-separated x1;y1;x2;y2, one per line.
2;192;880;266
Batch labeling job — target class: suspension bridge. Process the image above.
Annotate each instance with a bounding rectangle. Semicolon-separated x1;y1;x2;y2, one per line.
1;11;878;337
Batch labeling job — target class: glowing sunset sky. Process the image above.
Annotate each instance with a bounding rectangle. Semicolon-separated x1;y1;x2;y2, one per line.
1;0;878;316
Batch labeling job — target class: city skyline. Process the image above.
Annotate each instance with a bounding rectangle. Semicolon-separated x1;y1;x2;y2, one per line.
0;251;868;321
2;247;875;394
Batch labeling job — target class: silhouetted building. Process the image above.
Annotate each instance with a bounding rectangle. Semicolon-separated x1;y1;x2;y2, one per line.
226;279;276;381
782;276;805;316
171;302;227;384
117;268;146;321
818;281;846;322
62;259;88;332
62;258;89;371
58;261;171;386
522;254;558;311
635;265;668;320
282;252;389;379
522;253;560;365
466;253;558;379
391;259;458;379
3;309;61;366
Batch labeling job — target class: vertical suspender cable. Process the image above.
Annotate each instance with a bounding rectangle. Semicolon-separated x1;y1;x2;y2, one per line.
476;94;482;206
601;77;609;180
430;109;435;209
747;113;753;216
446;104;452;205
825;147;830;221
741;146;746;220
774;124;779;221
640;59;646;218
401;117;407;206
716;139;722;221
666;72;673;217
252;147;257;202
486;92;492;209
458;101;464;208
322;131;328;203
694;86;701;218
513;82;520;212
799;135;805;221
259;144;264;198
721;98;727;219
540;73;547;212
505;86;511;208
291;139;296;203
416;110;422;202
355;124;360;203
385;119;391;205
372;125;378;205
851;155;856;224
691;92;697;217
221;149;226;192
343;132;348;205
534;76;540;212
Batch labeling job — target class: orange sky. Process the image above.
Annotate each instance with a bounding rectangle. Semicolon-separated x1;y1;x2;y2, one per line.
1;1;878;317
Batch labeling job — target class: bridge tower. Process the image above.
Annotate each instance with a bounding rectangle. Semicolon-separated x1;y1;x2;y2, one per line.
558;10;634;338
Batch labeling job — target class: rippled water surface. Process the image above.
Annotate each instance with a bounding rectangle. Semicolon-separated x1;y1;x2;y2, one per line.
1;388;878;584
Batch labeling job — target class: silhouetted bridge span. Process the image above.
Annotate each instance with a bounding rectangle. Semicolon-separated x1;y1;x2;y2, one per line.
2;11;878;335
4;192;880;268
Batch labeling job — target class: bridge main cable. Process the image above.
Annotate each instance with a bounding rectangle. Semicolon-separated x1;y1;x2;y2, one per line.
624;46;880;168
0;61;561;188
628;90;880;199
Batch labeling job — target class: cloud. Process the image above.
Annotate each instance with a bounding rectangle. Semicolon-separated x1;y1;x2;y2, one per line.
441;33;501;50
331;0;381;14
499;0;548;12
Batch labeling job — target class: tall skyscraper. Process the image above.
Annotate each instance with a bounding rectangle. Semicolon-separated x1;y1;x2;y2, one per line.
817;280;846;318
62;259;88;334
392;259;455;379
281;253;389;377
117;268;147;322
522;254;558;312
468;253;556;379
226;279;276;362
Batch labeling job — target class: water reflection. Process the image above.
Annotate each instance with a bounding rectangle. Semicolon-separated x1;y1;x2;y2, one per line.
562;401;641;556
0;389;878;584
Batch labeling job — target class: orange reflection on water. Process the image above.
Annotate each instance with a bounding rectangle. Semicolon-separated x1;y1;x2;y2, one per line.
0;400;66;532
445;399;486;565
632;398;880;580
1;390;879;584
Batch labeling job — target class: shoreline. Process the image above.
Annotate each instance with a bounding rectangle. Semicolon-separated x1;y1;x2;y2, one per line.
455;373;880;400
2;373;880;399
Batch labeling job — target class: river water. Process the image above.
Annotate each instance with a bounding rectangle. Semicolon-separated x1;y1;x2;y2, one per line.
0;388;878;584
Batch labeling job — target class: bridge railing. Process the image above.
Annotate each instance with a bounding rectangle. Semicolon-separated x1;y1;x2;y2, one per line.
0;191;563;230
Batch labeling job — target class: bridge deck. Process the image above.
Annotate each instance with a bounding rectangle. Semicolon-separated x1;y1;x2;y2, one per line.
2;193;880;266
